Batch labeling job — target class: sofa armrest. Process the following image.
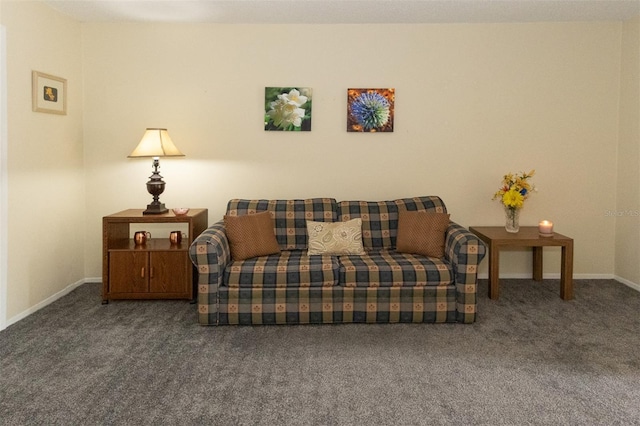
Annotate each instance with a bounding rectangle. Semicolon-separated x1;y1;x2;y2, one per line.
445;222;487;323
189;220;231;325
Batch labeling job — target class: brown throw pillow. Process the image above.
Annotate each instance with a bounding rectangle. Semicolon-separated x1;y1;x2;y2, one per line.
396;210;450;258
224;211;280;261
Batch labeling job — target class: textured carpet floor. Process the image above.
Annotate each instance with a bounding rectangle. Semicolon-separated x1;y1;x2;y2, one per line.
1;279;639;425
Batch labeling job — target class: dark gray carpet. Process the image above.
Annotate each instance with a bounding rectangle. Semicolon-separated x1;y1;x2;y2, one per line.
1;279;639;425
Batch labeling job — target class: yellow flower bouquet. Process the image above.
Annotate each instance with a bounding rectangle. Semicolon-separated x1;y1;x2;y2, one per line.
493;170;536;232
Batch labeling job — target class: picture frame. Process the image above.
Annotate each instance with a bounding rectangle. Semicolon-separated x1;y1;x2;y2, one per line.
347;88;395;132
264;87;312;131
32;71;67;115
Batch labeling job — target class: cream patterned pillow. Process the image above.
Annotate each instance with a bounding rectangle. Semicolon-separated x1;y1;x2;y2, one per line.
307;219;366;255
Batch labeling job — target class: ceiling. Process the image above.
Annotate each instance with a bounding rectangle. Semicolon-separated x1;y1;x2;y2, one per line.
43;0;640;24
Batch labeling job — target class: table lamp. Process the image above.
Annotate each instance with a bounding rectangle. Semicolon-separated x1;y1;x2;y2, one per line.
128;128;184;214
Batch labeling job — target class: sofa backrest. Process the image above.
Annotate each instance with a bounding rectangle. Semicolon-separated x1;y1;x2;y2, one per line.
336;196;447;249
226;198;337;250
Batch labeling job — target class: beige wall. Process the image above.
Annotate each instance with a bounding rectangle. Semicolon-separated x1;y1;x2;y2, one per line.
1;1;85;322
2;4;638;326
616;16;640;286
83;22;621;278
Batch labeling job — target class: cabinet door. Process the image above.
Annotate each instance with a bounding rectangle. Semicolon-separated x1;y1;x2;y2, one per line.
109;251;149;293
149;251;188;294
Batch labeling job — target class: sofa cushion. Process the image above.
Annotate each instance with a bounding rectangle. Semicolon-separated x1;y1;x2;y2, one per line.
223;211;281;261
396;211;450;258
339;250;453;288
307;218;366;255
217;285;458;324
226;198;337;250
336;196;448;249
224;250;339;288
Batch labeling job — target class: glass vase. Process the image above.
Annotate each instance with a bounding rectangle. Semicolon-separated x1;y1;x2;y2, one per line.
504;206;520;233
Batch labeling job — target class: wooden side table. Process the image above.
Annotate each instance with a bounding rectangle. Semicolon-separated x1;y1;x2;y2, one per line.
469;226;574;300
102;209;208;303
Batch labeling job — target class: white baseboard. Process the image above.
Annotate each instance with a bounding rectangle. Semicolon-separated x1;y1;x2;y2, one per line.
476;273;639;293
5;278;95;329
614;275;640;292
477;273;614;280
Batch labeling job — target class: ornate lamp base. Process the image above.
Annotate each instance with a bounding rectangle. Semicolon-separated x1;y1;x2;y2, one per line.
142;157;168;215
144;201;168;215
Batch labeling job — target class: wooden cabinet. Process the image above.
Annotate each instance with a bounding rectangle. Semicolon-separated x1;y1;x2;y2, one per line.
102;209;208;302
108;250;188;295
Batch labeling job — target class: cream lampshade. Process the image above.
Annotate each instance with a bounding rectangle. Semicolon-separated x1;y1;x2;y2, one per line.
128;128;185;215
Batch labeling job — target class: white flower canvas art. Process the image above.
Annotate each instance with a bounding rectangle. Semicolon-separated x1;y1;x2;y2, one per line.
264;87;312;131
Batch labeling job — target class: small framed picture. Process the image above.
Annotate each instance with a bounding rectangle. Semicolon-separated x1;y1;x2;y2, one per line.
32;71;67;115
264;87;312;131
347;88;395;132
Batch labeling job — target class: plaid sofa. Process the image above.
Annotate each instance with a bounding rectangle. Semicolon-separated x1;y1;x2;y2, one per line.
189;197;486;325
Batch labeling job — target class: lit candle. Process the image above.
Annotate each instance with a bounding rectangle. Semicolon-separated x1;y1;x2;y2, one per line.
539;220;554;236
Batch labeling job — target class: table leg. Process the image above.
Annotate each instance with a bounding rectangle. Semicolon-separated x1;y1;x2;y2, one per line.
533;247;543;281
560;242;574;300
488;243;500;299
